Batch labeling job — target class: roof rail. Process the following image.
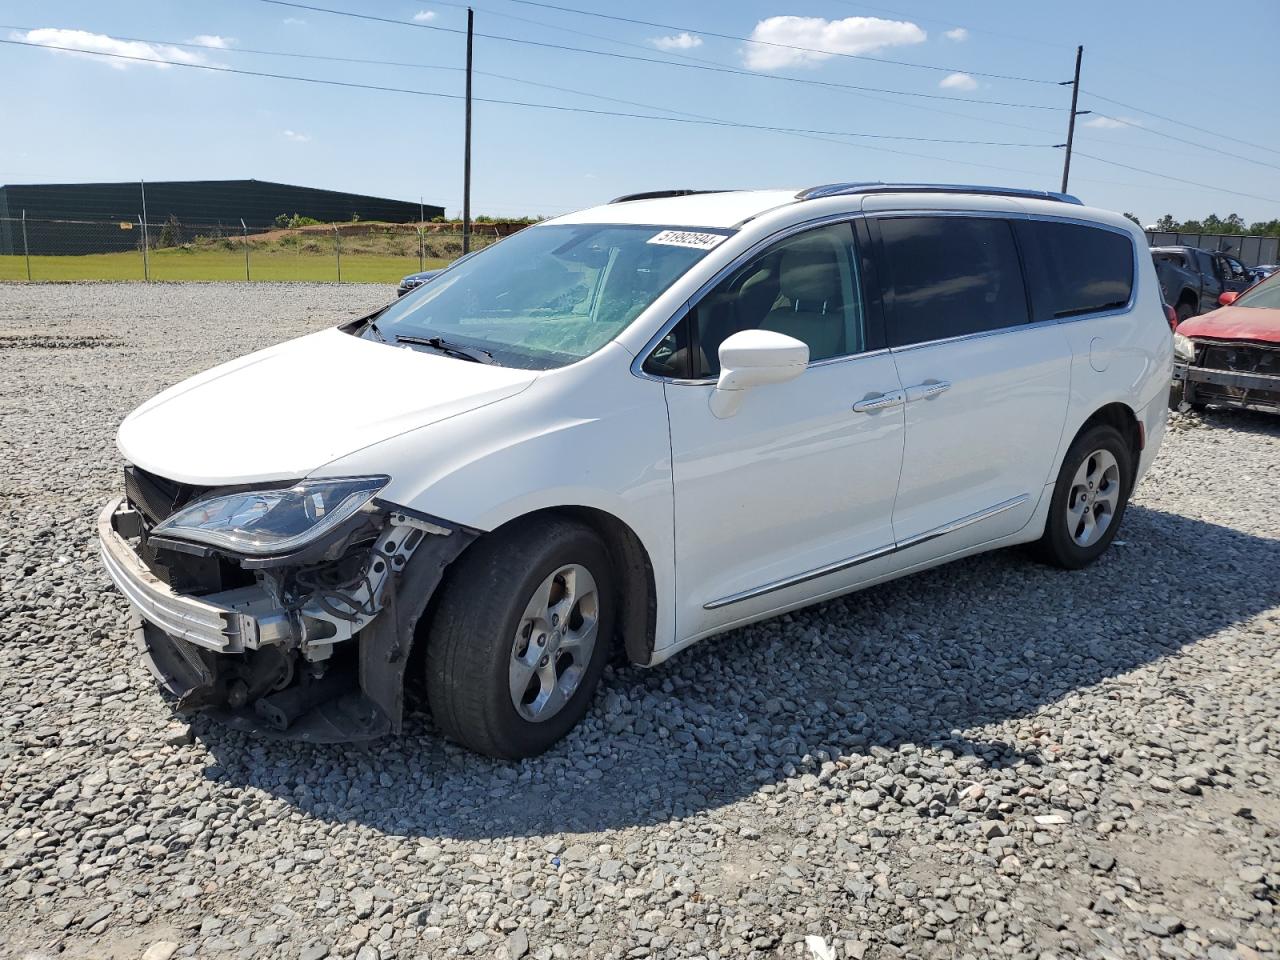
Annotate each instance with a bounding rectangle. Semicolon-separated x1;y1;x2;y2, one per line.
796;182;1083;205
609;189;733;204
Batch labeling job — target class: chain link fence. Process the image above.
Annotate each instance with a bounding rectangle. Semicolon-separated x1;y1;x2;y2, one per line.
0;216;508;283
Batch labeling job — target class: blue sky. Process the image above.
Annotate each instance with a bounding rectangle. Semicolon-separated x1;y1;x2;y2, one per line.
3;0;1278;223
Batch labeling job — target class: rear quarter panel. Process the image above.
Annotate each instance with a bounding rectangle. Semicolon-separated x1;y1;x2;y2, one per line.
1016;203;1173;487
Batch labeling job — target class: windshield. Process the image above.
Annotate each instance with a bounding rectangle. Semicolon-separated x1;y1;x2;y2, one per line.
1234;273;1280;310
369;223;731;369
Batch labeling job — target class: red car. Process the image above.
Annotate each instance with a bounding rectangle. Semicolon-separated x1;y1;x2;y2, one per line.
1171;272;1280;414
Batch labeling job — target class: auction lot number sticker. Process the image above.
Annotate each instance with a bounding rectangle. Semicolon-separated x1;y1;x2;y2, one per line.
647;230;728;250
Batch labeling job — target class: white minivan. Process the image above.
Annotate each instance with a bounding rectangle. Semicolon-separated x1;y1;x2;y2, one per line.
100;183;1172;758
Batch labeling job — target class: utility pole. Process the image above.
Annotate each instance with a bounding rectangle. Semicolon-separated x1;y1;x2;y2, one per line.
462;6;474;255
1058;46;1089;195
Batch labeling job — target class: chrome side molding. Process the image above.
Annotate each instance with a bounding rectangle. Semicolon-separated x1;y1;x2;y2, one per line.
895;494;1029;551
703;493;1030;610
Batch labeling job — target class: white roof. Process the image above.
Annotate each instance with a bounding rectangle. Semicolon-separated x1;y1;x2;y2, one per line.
548;190;800;229
542;187;1134;238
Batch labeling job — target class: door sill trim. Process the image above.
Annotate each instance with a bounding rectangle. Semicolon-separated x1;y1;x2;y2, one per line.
702;493;1030;611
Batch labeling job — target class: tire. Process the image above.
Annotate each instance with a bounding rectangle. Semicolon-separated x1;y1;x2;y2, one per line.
1168;380;1184;412
1176;301;1196;325
424;517;615;759
1034;424;1133;570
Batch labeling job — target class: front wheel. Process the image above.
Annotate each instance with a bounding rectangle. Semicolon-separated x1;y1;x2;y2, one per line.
424;517;614;759
1034;424;1133;570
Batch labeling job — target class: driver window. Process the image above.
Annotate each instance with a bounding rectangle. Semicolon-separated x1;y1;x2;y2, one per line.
689;223;865;377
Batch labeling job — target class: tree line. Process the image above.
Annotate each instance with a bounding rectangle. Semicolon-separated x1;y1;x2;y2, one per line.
1121;212;1280;237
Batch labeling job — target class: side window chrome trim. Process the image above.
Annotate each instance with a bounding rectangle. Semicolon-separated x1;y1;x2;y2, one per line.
630;211;867;384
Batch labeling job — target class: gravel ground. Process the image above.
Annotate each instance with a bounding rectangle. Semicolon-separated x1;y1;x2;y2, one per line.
1;282;1278;960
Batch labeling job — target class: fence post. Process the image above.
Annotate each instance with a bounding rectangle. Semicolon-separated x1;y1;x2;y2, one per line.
418;226;425;272
138;215;150;281
21;210;31;281
240;218;250;281
333;224;342;282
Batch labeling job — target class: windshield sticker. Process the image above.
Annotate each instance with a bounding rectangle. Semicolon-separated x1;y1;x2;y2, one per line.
647;230;727;251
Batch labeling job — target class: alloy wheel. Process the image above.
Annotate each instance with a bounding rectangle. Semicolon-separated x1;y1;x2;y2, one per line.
1065;448;1121;548
508;563;599;722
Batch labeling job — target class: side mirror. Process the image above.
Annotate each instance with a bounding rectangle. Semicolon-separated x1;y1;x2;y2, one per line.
710;329;809;418
1218;291;1239;306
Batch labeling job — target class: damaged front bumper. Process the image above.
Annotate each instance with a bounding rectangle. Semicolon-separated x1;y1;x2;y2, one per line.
98;495;474;741
1174;362;1280;414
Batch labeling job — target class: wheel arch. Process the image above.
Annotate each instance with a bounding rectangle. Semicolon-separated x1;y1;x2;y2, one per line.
410;504;658;683
1073;401;1143;485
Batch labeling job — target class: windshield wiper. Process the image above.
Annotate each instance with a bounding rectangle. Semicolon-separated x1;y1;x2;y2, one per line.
364;317;389;342
394;334;495;364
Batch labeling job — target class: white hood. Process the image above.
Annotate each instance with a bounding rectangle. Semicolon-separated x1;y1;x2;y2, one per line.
118;327;538;485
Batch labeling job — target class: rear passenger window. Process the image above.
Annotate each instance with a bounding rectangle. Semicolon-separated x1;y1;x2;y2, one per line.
1017;219;1134;320
876;216;1029;348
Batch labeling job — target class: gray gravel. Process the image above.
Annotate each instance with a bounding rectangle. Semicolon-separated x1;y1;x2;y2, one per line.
1;281;1278;960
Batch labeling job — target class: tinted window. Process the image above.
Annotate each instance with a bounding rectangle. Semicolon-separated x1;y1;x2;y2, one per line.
877;217;1028;347
677;223;867;377
1017;219;1134;320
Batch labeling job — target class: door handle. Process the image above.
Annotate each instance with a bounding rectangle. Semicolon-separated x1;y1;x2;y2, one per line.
905;380;952;402
852;389;905;413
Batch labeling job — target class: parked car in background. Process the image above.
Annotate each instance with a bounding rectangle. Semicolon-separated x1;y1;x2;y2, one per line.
1171;272;1280;414
1152;245;1253;323
398;250;482;296
1249;263;1277;285
99;183;1171;758
396;269;441;297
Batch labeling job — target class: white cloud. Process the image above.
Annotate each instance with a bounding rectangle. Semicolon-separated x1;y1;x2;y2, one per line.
939;71;978;91
282;130;311;142
413;10;437;22
1083;115;1136;129
14;28;214;69
282;17;306;25
190;34;232;48
652;32;703;51
944;27;969;42
743;16;925;71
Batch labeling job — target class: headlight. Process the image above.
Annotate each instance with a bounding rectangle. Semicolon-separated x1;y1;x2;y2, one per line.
153;476;388;556
1173;333;1196;363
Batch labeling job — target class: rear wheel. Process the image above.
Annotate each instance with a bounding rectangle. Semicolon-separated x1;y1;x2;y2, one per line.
1176;300;1196;325
424;517;614;759
1034;424;1133;569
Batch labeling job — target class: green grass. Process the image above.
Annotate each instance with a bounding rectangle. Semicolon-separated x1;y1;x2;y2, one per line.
0;249;454;283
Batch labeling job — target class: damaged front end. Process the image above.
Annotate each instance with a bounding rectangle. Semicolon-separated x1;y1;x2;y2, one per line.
98;466;474;741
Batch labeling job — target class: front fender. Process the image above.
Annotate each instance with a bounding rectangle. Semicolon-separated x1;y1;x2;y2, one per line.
312;343;678;656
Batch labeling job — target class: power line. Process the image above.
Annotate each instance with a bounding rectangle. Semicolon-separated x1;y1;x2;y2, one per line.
824;0;1069;51
444;0;1062;83
10;24;1065;138
0;39;1057;147
1082;89;1280;159
1083;111;1280;173
258;1;1063;111
1070;151;1280;206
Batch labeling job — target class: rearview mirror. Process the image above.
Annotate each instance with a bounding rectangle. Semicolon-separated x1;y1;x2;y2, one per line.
1218;291;1239;306
710;329;809;418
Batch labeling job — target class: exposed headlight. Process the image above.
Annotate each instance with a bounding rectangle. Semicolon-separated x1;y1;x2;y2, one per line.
153;476;388;556
1173;332;1197;363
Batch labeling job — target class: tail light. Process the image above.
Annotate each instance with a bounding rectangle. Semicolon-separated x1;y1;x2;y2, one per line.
1164;304;1178;331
